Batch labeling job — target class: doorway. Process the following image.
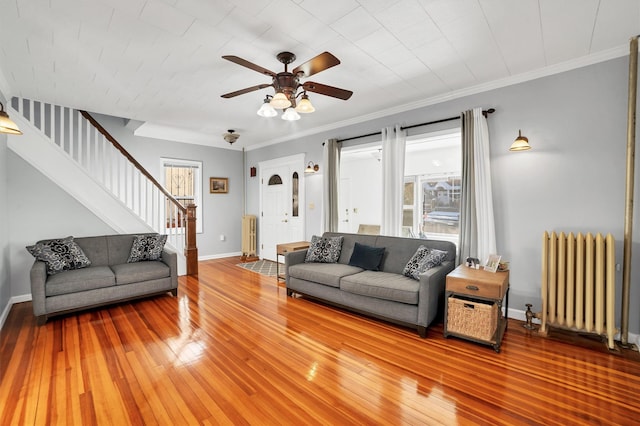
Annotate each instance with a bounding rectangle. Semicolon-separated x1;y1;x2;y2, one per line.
259;154;305;261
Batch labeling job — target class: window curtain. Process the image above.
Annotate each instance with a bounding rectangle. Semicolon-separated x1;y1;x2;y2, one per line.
322;138;341;232
459;108;497;265
381;124;406;236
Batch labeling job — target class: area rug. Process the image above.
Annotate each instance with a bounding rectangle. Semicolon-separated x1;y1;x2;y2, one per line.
236;259;279;277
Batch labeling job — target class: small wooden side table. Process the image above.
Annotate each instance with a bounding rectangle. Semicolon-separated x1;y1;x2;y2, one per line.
276;241;310;281
444;264;509;352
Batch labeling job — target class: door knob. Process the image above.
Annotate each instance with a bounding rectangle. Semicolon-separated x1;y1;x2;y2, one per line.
282;219;288;223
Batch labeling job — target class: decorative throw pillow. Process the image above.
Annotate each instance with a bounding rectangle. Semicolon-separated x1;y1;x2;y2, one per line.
304;235;344;263
127;234;168;263
348;242;385;271
403;246;448;280
26;236;92;275
417;249;448;272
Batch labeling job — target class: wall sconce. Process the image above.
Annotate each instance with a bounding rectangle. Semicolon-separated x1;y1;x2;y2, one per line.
305;161;319;174
0;101;23;135
510;130;531;151
250;167;256;177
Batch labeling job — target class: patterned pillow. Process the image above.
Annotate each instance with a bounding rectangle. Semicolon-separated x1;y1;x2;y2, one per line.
26;236;92;275
127;234;168;263
402;246;448;280
304;235;344;263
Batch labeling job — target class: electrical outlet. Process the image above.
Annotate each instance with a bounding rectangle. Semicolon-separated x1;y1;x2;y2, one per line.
219;234;225;241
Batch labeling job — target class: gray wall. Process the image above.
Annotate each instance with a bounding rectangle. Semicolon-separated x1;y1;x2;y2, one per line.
245;56;640;334
8;153;117;298
0;91;9;321
92;114;244;259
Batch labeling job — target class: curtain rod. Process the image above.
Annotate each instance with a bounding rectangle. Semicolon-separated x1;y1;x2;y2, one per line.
336;108;495;143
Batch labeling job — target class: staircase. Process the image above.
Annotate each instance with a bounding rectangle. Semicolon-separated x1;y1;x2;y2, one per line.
6;97;196;275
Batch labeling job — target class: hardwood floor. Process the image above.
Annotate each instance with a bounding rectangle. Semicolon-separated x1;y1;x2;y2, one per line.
2;257;640;425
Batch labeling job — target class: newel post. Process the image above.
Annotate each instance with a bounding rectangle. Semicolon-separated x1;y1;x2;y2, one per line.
185;203;198;276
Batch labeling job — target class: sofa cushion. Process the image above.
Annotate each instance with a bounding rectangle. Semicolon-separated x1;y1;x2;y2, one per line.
305;235;344;263
348;242;385;271
111;262;171;285
340;271;420;305
45;266;115;296
127;234;167;263
288;263;361;288
27;236;92;275
403;246;448;280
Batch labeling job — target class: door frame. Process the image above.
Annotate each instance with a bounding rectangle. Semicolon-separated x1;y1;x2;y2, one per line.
258;153;306;259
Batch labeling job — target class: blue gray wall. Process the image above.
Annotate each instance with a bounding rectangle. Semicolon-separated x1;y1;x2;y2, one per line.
245;56;640;335
0;91;9;324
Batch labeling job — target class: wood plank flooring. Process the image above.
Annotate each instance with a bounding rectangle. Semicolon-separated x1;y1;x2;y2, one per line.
2;257;640;425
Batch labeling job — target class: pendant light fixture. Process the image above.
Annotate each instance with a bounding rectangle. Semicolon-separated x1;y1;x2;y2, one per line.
0;101;22;135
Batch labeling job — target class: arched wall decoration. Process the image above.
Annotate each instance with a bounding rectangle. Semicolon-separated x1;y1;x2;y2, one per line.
268;174;283;185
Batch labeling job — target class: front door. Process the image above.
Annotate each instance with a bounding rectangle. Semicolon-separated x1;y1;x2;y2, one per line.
260;154;305;261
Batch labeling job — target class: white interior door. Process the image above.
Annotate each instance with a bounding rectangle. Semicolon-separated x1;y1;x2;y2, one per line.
260;155;305;261
338;177;351;233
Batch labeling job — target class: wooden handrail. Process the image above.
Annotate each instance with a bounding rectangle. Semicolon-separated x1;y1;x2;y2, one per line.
79;110;187;214
80;109;198;275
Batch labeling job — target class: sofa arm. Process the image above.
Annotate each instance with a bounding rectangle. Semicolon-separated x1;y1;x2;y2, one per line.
284;249;307;284
30;261;48;317
160;249;178;289
416;260;455;327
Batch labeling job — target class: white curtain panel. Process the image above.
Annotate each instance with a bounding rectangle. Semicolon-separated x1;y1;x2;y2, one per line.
381;124;406;236
322;138;341;233
472;107;497;263
459;108;497;264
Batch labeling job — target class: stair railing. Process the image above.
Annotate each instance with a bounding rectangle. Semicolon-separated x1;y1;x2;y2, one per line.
11;97;198;275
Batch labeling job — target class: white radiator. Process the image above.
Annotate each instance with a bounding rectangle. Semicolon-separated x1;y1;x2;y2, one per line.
540;231;617;349
242;215;257;256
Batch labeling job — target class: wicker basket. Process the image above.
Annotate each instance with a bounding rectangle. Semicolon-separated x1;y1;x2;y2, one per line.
447;296;498;341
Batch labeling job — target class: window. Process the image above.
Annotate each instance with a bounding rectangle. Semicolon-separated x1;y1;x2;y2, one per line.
340;129;460;245
162;158;203;233
405;130;461;245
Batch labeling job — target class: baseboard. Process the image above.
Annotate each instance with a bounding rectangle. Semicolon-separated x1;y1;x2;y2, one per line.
0;294;32;330
198;251;242;261
506;307;640;349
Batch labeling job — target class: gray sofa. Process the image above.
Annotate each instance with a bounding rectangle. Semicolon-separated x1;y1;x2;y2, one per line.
30;233;178;324
285;232;456;337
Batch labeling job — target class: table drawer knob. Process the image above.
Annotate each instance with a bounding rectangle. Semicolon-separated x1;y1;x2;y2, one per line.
465;285;479;291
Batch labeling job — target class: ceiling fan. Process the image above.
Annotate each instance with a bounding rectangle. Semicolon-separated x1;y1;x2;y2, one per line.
220;51;353;120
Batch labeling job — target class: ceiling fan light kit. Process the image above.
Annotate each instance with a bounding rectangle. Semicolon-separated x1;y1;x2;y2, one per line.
257;97;278;117
222;51;353;122
281;108;300;121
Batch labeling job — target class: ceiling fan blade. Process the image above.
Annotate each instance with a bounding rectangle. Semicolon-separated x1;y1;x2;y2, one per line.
302;81;353;100
221;84;271;99
222;55;276;77
292;52;340;77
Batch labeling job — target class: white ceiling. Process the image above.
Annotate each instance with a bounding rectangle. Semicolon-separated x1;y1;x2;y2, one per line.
1;0;638;150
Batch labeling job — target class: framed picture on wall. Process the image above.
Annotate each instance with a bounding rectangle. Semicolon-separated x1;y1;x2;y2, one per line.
210;177;228;194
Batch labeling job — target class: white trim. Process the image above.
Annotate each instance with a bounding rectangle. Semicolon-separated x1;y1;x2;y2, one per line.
506;307;640;350
246;44;632;151
0;294;33;330
198;252;242;261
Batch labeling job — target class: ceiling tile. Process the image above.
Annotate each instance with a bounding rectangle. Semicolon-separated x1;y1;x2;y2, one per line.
539;0;600;64
330;7;379;42
139;0;195;36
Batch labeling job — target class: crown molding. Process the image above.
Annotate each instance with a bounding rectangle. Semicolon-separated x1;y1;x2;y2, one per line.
246;44;631;151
